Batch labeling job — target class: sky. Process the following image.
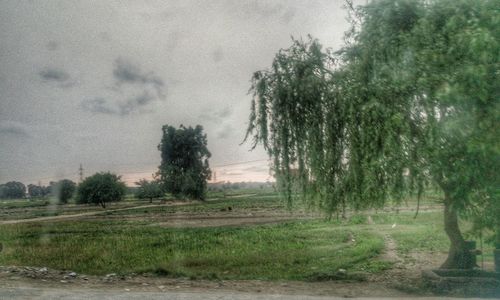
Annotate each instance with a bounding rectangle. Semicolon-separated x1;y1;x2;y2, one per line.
0;0;353;186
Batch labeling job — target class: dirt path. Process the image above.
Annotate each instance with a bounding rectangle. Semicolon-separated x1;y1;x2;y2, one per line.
0;266;412;298
0;203;183;225
380;234;402;264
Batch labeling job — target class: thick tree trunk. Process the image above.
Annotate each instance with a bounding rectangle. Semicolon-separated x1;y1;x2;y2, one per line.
149;198;153;203
440;192;474;269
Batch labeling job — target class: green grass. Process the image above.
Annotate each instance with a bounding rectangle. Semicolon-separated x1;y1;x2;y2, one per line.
110;195;290;216
3;190;493;279
0;198;51;209
0;220;385;280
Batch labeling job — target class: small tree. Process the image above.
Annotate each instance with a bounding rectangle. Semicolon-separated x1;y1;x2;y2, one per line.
135;179;163;203
77;172;126;208
158;125;211;200
53;179;76;204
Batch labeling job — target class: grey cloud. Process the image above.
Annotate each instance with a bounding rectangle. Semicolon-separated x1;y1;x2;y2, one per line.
0;121;31;138
39;67;74;88
216;124;233;139
82;92;156;116
99;32;111;42
243;165;269;173
113;58;165;98
212;48;224;63
217;107;233;118
233;1;296;24
281;9;296;24
220;170;243;176
243;1;284;18
46;41;59;51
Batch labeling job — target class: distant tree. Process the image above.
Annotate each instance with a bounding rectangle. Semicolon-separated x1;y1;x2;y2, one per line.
135;179;163;203
28;184;45;198
53;179;76;204
158;125;211;200
77;172;126;208
245;0;499;269
0;181;26;199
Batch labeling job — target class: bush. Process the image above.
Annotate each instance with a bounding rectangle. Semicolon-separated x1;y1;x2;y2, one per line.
77;172;126;208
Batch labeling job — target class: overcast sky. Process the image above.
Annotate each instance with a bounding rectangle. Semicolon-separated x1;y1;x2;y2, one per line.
0;0;352;185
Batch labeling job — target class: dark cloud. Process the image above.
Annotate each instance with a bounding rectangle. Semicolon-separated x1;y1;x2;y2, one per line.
118;92;155;116
0;121;31;138
39;68;69;82
39;67;74;88
81;59;167;116
113;58;165;98
212;48;224;63
199;107;233;123
81;98;116;115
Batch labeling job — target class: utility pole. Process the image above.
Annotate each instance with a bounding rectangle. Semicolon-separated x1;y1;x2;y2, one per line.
213;171;216;183
78;164;84;183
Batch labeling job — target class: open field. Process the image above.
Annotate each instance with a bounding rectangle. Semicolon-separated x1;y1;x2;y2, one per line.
0;191;497;296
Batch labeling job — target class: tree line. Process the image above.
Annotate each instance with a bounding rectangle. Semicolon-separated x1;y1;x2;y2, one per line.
1;124;212;208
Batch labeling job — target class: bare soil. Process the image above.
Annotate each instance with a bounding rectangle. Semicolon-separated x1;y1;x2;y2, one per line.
0;265;412;298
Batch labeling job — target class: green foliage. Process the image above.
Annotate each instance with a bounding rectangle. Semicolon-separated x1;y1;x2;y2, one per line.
0;181;26;199
158;124;211;200
52;179;76;204
135;179;163;202
77;172;126;208
27;184;49;198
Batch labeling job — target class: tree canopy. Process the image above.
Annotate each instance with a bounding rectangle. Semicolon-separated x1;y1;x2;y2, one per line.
158;125;211;200
77;172;126;208
27;184;49;198
245;0;499;269
0;181;26;199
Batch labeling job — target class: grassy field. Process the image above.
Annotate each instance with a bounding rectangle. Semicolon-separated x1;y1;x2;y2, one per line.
0;218;389;280
0;191;495;281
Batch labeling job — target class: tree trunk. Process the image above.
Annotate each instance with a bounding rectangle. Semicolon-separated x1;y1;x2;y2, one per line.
440;191;474;269
150;198;153;203
100;201;106;209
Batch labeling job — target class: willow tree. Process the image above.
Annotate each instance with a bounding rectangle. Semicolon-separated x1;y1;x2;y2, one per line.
245;0;499;269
